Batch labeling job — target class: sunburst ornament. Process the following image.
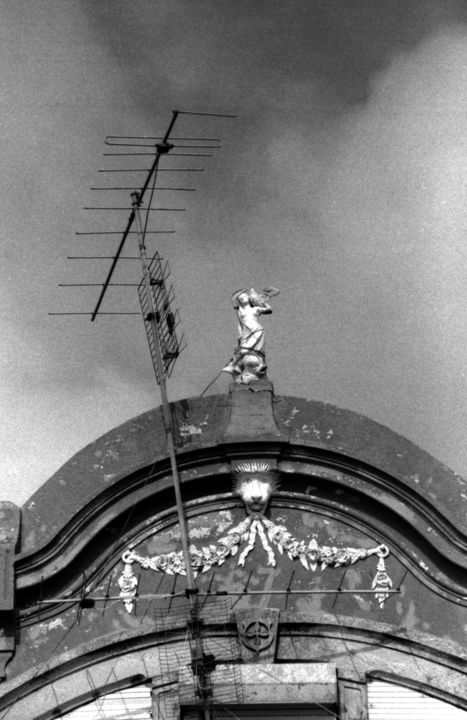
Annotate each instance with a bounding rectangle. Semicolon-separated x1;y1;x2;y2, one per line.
233;461;280;497
235;460;272;473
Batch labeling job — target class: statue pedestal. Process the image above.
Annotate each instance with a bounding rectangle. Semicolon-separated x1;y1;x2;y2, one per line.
223;378;284;440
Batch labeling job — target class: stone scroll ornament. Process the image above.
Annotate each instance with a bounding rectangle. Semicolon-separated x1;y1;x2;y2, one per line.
221;287;280;385
119;462;393;613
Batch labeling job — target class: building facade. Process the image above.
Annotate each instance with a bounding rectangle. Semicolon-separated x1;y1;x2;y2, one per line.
0;381;466;719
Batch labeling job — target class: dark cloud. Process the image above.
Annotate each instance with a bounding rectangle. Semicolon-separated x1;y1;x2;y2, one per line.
81;0;467;110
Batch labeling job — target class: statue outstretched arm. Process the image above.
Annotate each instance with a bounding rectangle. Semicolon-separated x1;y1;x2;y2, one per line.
249;287;280;310
261;286;280;300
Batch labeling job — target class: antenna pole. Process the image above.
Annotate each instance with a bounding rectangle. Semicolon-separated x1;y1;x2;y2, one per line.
91;111;180;321
131;192;196;592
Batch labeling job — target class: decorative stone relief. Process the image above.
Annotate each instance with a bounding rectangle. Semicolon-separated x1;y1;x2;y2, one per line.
118;560;139;613
222;287;279;384
119;462;393;612
235;608;280;662
372;555;394;609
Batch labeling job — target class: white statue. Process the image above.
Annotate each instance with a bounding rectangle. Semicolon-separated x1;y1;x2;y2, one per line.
222;287;279;383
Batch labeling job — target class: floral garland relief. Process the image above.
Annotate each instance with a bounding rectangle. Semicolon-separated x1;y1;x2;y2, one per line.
118;462;393;613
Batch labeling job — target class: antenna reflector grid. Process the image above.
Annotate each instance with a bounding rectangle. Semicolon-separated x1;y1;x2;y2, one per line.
138;252;185;383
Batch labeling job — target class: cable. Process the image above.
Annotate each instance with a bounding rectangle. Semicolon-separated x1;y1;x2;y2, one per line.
201;371;224;396
215;704;243;720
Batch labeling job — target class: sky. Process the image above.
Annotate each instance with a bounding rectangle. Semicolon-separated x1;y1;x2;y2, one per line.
1;0;467;506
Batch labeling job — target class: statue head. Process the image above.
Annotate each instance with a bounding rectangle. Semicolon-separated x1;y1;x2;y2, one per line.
232;288;267;309
232;289;250;308
233;461;280;515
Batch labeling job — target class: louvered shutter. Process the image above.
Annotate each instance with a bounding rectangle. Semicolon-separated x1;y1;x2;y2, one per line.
368;680;467;720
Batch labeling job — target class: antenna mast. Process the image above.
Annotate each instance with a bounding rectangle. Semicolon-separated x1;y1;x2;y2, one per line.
54;109;237;719
131;186;195;591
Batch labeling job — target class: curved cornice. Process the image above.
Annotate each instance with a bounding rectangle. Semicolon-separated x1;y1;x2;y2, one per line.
18;394;467;556
15;446;467;615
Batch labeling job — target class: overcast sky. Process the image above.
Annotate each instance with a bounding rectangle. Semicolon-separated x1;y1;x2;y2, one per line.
1;0;467;506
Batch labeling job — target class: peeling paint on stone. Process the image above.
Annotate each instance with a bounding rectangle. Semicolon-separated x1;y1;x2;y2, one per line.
27;617;68;647
282;406;300;426
189;526;211;539
216;510;233;533
179;423;204;438
103;448;119;461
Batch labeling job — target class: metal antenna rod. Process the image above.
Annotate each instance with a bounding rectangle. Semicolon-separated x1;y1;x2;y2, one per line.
133;187;206;718
131;191;195;592
91;110;179;321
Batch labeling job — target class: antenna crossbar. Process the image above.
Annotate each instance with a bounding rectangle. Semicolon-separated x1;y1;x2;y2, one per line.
97;168;204;172
83;207;186;211
32;588;402;605
103;152;214;156
90;187;195;191
76;231;175;235
105;135;222;142
49;312;139;316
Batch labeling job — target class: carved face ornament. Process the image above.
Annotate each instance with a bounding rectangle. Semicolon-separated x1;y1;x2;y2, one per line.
233;461;279;515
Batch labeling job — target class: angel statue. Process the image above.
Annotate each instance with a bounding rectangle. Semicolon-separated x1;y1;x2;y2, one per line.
222;287;280;384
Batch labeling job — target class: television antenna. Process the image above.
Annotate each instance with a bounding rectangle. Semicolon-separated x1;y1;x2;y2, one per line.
51;109;236;720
